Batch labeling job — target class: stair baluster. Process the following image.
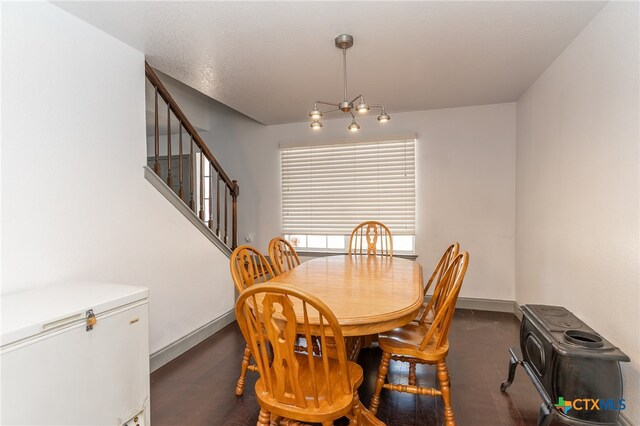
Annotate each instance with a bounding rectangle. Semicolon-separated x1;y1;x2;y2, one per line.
167;103;172;189
178;123;184;201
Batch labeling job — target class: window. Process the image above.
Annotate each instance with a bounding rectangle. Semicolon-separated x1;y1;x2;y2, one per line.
281;136;416;252
195;153;222;228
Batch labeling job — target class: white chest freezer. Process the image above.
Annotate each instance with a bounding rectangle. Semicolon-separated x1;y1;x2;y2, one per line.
1;282;150;425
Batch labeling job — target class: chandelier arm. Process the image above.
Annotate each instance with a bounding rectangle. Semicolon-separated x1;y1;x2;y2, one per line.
320;107;340;115
315;100;339;107
370;104;385;110
349;94;363;106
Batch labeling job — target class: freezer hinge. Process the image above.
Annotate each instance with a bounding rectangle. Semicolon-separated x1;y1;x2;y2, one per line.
86;309;97;331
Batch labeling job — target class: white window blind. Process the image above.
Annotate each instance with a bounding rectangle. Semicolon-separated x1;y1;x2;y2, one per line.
281;138;416;236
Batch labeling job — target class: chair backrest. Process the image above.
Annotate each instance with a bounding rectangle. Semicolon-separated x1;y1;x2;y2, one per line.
230;245;275;293
268;237;301;276
418;242;460;322
348;221;393;256
419;251;469;351
235;284;353;409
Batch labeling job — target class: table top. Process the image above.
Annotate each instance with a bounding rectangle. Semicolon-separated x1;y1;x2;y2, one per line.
268;255;424;336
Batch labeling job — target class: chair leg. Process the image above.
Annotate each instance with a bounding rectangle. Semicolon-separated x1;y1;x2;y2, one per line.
349;392;361;425
436;359;455;426
236;344;252;396
257;408;271;426
369;350;391;415
408;360;417;386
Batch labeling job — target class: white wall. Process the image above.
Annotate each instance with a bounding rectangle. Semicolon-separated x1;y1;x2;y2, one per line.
231;104;517;301
1;2;234;355
516;2;639;421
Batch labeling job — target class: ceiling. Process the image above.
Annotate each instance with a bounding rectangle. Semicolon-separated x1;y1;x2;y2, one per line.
54;1;606;125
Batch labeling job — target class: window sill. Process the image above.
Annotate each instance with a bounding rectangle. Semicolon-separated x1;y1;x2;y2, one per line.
296;250;418;261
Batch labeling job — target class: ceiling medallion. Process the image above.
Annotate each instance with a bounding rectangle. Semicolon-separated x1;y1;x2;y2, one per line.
309;34;390;132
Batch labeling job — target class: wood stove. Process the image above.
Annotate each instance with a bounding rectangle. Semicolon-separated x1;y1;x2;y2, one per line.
500;305;629;426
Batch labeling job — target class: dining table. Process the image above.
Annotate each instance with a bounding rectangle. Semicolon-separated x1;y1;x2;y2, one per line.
262;254;423;425
267;254;424;359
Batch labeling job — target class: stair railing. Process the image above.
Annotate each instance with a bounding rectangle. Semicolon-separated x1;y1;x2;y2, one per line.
145;62;238;249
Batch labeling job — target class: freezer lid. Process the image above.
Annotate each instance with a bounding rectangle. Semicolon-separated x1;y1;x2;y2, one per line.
1;282;149;347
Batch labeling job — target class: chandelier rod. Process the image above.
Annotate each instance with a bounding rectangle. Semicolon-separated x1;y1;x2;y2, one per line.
343;48;348;102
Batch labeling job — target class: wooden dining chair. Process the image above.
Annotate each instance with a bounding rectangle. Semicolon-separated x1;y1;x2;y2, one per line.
348;221;393;256
230;245;275;396
235;283;371;426
415;242;460;323
369;252;469;426
268;236;322;355
268;237;301;276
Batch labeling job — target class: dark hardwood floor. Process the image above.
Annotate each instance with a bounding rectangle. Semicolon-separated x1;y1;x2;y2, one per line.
151;309;541;425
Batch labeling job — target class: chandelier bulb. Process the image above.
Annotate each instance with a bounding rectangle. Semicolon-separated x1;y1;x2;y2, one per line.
310;120;323;130
377;112;390;122
348;120;360;132
309;107;323;120
356;101;369;113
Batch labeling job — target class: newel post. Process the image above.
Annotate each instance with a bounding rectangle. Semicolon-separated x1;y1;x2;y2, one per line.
231;180;239;249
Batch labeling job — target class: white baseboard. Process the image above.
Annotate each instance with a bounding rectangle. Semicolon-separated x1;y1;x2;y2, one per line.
456;296;521;319
150;298;521;372
150;309;236;372
620;412;636;426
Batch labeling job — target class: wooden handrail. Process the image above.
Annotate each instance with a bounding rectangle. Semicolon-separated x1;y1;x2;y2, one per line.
145;61;239;249
145;62;235;190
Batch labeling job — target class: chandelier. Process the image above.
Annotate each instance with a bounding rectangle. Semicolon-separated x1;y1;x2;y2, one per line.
309;34;390;132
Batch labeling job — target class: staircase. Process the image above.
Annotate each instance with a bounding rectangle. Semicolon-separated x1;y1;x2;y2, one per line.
144;62;238;254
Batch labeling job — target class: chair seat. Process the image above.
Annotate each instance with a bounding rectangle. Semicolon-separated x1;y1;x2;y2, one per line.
378;322;449;361
255;353;364;423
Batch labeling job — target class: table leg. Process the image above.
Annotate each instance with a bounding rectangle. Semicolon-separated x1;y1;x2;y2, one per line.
321;336;362;361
